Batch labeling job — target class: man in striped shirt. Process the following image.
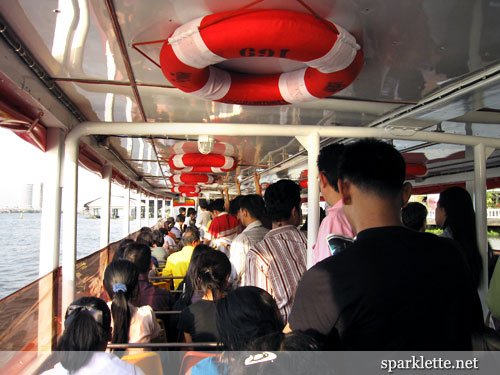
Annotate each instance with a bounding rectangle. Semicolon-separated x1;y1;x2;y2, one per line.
245;179;307;322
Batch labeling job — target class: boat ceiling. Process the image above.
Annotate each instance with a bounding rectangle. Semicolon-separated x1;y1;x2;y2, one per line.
1;0;500;197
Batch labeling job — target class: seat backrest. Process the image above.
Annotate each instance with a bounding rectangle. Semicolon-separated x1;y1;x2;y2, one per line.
179;351;218;375
121;351;163;375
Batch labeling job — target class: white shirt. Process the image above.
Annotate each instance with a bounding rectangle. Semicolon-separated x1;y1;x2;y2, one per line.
196;210;211;238
41;352;144;375
229;220;269;285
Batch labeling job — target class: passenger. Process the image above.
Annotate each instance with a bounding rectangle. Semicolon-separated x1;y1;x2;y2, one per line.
123;242;174;312
177;250;231;343
103;260;160;346
179;207;187;231
150;229;168;266
203;198;241;255
159;226;178;254
195;199;212;239
312;143;354;265
186;207;197;226
287;139;484;350
41;297;143;375
162;228;200;290
112;238;134;262
172;214;185;239
435;186;483;288
229;194;269;285
245;179;307;322
189;286;284;375
402;201;428;232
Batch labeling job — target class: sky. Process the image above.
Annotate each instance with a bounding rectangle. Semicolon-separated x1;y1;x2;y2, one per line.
0;128;123;210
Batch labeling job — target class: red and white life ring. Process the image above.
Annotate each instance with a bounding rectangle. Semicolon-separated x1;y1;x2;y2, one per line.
169;173;215;185
181;192;200;198
171;141;237;157
406;164;427;177
160;9;363;105
171;185;200;194
168;153;236;172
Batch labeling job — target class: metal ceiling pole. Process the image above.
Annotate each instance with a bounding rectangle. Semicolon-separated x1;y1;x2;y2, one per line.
100;165;112;249
123;182;131;236
38;127;63;351
306;132;320;269
474;143;490;317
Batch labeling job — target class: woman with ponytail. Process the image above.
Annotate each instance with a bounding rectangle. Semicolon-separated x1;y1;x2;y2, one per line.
41;297;143;374
103;259;160;347
177;250;231;343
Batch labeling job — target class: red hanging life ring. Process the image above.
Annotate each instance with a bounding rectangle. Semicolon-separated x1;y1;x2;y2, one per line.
406;164;427;177
169;173;215;185
171;141;237;156
181;192;200;198
171;185;200;194
160;9;363;105
168;153;237;172
299;179;308;189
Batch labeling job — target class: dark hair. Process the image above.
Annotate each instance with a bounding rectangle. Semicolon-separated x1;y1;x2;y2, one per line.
159;227;167;236
187;207;196;217
179;207;186;213
199;199;209;210
152;229;165;247
402;202;428;231
229;195;243;216
338;139;406;197
139;226;153;235
215;286;284;350
211;199;225;212
182;228;200;246
238;194;266;220
136;230;153;247
58;297;111;371
317;143;345;192
112;238;134;262
123;242;151;274
264;180;301;222
178;244;213;302
246;331;319;351
103;260;139;345
193;250;231;299
176;214;185;223
438;186;482;287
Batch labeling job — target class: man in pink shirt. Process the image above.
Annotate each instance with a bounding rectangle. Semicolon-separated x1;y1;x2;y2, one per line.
312;143;355;265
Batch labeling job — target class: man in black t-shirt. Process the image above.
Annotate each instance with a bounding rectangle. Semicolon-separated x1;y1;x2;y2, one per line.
287;139;484;350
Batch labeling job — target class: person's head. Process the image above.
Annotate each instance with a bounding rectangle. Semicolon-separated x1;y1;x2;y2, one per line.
165;217;175;230
193;250;231;300
187;207;196;219
238;194;266;226
180;244;214;300
317;143;345;200
112;238;134;262
264;179;302;225
139;226;153;235
103;259;139;344
216;286;284;351
199;199;209;211
136;230;153;247
229;195;243;216
179;207;186;215
151;229;165;247
402;202;428;232
182;227;200;247
338;139;412;231
176;214;185;223
211;198;225;214
123;242;152;274
57;297;111;371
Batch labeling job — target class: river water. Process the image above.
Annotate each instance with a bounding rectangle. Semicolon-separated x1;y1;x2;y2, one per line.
0;212;144;300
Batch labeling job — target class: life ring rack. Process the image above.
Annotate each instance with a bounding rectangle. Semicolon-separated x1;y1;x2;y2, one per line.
160;9;363;105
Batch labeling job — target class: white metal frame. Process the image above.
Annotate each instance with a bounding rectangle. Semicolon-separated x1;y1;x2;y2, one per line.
60;122;500;315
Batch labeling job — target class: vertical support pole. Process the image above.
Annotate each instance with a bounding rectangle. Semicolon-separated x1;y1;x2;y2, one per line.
61;136;79;316
100;165;112;249
123;182;131;237
306;132;320;269
38;128;63;351
154;197;158;226
146;195;151;227
474;143;489;317
161;198;166;220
